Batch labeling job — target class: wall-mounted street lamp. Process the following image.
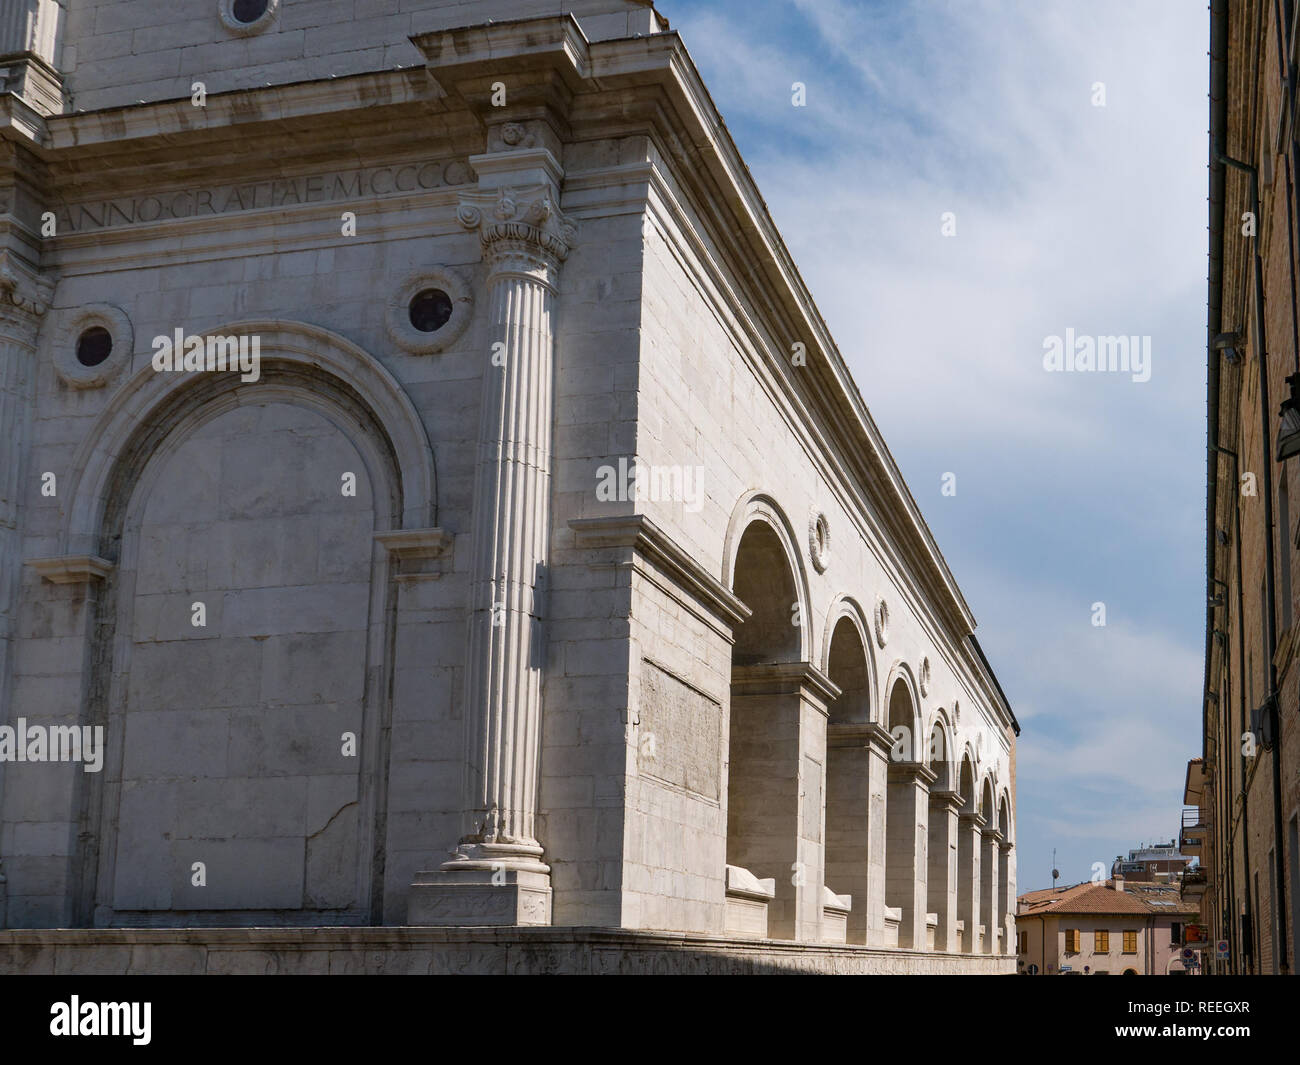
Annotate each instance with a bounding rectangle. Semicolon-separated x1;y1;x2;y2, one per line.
1277;373;1300;461
1214;331;1243;365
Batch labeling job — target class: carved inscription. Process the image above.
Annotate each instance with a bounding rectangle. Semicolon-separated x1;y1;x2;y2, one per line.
53;159;476;233
638;660;721;801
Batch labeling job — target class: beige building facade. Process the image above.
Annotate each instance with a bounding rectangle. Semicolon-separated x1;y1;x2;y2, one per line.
0;0;1017;974
1194;0;1300;976
1017;880;1200;976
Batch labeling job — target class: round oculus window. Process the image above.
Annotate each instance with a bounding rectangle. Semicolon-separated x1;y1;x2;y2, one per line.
76;326;113;367
409;288;454;333
231;0;269;23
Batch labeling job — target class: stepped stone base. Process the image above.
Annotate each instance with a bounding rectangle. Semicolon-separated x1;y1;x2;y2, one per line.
407;869;553;926
0;928;1016;975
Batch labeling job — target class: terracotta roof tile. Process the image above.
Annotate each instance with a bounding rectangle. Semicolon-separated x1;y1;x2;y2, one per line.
1017;880;1199;917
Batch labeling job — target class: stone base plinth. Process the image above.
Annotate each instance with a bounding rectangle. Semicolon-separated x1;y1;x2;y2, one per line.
406;868;552;927
0;928;1019;975
723;896;769;939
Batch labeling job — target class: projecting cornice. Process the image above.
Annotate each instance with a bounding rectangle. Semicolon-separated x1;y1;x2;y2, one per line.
33;68;449;155
570;514;751;632
0;88;48;146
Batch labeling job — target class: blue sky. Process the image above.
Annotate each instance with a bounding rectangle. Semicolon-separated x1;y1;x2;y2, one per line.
658;0;1208;890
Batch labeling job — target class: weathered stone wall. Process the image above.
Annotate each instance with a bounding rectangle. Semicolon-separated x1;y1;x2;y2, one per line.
0;926;1016;974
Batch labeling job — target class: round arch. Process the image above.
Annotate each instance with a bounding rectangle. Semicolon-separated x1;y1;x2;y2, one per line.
980;775;997;823
957;746;978;808
59;319;438;558
721;491;811;662
925;706;956;790
882;660;923;745
821;596;877;723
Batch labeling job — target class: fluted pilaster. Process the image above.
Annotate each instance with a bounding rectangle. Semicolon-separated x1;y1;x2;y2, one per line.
447;168;574;872
0;255;52;705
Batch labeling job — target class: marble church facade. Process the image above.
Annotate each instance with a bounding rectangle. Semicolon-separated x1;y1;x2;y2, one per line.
0;0;1017;974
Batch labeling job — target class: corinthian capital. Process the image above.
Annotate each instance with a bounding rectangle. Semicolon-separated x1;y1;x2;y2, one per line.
0;249;53;331
458;185;576;284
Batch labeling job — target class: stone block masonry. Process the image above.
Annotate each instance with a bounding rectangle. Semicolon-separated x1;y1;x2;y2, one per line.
0;0;1017;974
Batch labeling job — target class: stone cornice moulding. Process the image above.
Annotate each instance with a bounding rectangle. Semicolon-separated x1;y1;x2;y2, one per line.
0;92;48;146
0;50;66;119
826;721;895;753
26;554;113;584
569;514;749;630
729;661;841;709
887;761;939;788
928;788;966;813
374;527;452;560
410;15;593;99
375;527;452;583
38;68;448;154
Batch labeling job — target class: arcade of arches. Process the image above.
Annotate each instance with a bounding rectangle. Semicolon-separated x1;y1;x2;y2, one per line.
725;516;1015;953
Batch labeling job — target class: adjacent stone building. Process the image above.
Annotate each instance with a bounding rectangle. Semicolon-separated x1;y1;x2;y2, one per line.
1110;840;1191;885
1016;879;1201;976
1193;0;1300;976
0;0;1018;973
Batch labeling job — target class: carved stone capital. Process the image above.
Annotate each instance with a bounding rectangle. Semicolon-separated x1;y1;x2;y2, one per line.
888;760;938;787
929;787;966;814
0;250;53;332
458;184;576;284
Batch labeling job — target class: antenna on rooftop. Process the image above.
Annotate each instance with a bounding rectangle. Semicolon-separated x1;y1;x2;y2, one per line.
1052;849;1059;889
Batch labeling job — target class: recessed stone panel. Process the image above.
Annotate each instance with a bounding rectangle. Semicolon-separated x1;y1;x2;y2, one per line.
637;660;721;802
